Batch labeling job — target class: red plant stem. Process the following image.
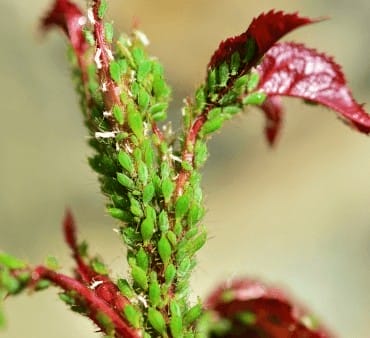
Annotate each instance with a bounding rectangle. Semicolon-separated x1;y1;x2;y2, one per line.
32;266;140;338
92;0;122;114
151;121;164;142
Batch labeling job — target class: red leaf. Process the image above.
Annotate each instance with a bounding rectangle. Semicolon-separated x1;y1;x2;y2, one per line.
260;96;283;146
208;11;319;69
205;279;334;338
41;0;88;55
256;42;370;134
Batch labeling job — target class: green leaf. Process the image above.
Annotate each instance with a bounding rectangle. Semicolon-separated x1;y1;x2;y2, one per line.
0;252;26;269
118;151;135;175
117;172;135;190
143;183;155;203
131;265;148;290
148;308;166;334
98;0;108;19
140;217;155;243
158;235;172;266
124;304;141;328
112;105;124;125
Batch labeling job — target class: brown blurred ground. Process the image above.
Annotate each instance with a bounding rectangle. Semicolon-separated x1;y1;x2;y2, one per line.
0;0;369;337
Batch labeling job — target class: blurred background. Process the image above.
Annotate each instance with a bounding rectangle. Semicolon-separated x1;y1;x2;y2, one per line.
0;0;369;337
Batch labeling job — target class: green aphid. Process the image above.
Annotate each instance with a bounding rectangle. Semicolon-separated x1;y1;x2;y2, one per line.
166;231;177;247
152;74;170;99
111;194;129;209
218;62;230;87
237;311;257;326
170;315;184;338
160;161;170;178
218;90;238;106
149;280;161;307
45;256;59;270
187;205;204;226
137;161;149;185
117;278;135;298
142;182;155;203
0;269;21;294
133;147;142;162
123;304;141;328
132;47;146;66
149;102;168;115
158;210;170;232
230;52;241;75
242;92;267;106
91;258;108;275
0;252;26;269
181;161;193;172
233;74;249;90
108;207;132;222
223;105;241;116
117;172;135;190
152;110;167;122
121;227;141;248
118;151;135;175
161;177;174;203
178;257;192;279
208;107;222;120
35;279;51;291
104;22;114;43
184;230;207;256
201;115;225;135
175;194;190;219
207;68;217;92
148;307;166;335
137;60;152;83
158;235;172;266
112;104;124;125
194;140;208;168
173;221;183;237
244;37;257;63
131;81;140;98
136;247;149;272
195;85;206;111
143;139;155;168
170;300;181;317
164;263;176;284
183;303;202;326
145;205;156;221
185;227;198;240
98;0;108;19
140;217;155;243
83;28;95;46
127;102;144;140
129;196;143;218
138;87;151;111
247;72;260;92
109;61;122;83
58;292;76;306
131;265;148;290
118;59;128;75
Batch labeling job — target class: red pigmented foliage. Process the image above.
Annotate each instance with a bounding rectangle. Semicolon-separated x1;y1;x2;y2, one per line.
41;0;87;55
255;42;370;143
205;279;333;338
208;11;318;70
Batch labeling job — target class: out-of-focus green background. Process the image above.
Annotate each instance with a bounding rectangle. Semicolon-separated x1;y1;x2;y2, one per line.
0;0;369;337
